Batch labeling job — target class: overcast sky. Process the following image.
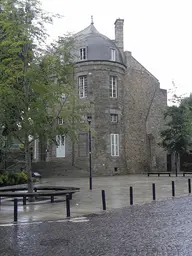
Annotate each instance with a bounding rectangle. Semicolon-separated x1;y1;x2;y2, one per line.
41;0;192;96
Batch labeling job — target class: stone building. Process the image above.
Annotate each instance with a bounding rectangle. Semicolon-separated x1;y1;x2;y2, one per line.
34;18;167;175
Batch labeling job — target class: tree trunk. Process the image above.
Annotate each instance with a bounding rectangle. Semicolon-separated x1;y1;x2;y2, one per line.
176;152;180;173
25;136;33;194
72;141;75;166
174;152;180;177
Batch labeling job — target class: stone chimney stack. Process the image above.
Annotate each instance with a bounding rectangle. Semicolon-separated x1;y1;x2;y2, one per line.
114;19;124;52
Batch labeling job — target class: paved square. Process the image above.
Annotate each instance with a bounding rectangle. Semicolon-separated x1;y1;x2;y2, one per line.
0;175;190;223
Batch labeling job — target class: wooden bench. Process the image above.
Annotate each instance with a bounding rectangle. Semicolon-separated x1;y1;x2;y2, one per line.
147;172;171;177
183;172;192;177
0;190;79;205
0;186;80;205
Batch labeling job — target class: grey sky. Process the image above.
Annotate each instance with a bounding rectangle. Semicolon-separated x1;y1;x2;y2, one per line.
41;0;192;96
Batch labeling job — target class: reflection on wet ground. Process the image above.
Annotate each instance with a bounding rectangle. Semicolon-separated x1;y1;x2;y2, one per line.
0;175;190;223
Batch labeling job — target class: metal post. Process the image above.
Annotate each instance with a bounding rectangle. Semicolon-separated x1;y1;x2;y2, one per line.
23;196;27;206
175;152;178;177
130;186;133;205
101;190;106;210
4;137;7;171
69;193;72;200
51;195;54;203
172;181;175;197
66;194;70;217
152;183;156;201
88;120;92;190
14;198;18;222
188;179;191;194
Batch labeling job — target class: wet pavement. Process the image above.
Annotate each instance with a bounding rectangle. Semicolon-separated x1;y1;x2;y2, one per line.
1;196;192;255
0;175;191;223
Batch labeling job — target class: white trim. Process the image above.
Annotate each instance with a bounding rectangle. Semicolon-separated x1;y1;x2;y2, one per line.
56;135;65;157
110;76;118;98
111;48;116;61
110;134;119;156
80;47;87;60
78;76;87;98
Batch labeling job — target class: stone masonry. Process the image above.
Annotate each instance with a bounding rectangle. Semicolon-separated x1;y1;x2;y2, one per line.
35;18;167;176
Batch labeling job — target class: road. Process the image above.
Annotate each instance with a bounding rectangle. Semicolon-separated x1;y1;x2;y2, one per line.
1;196;192;256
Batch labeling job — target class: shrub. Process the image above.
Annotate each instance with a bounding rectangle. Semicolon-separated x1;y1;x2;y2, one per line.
0;171;28;186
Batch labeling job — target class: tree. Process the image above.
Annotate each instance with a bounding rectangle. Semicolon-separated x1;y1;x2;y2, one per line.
0;0;86;193
160;94;192;174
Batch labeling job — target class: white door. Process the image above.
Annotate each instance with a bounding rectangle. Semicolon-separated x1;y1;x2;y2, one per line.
56;135;65;157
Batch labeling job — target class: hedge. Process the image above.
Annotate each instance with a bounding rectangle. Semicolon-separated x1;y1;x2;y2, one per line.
0;171;29;186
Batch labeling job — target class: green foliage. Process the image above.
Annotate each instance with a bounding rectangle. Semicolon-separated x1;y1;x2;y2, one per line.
0;0;87;144
0;171;28;186
160;94;192;155
0;0;88;192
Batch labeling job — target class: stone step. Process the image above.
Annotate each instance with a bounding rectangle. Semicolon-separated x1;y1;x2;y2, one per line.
32;161;88;178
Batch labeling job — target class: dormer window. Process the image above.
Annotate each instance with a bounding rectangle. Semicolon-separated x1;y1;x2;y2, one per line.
111;48;116;61
80;48;87;60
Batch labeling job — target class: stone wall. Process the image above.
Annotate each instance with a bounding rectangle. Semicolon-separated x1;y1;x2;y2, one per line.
146;88;167;171
123;53;167;173
36;58;167;176
74;61;126;175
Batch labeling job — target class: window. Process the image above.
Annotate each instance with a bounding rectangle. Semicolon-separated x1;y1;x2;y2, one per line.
110;76;118;98
80;48;87;60
57;117;64;125
111;114;118;123
111;134;119;156
78;76;87;98
111;48;116;61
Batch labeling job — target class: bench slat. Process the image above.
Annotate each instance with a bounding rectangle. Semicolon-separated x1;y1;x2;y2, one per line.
0;190;79;197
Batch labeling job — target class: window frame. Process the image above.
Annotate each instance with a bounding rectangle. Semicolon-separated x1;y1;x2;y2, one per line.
110;134;119;156
78;75;88;99
79;47;87;60
111;48;116;61
110;114;118;123
109;76;118;98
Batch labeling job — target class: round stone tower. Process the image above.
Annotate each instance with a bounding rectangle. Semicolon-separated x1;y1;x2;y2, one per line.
73;20;126;175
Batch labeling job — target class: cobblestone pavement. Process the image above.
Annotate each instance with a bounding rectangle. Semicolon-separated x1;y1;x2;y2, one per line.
1;196;192;255
0;175;191;223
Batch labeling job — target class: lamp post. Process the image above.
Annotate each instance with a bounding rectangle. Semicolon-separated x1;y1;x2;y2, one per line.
87;114;92;190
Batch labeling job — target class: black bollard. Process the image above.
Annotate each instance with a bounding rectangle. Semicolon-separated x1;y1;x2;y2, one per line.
188;179;191;194
69;193;72;200
51;195;54;203
23;196;27;206
34;188;37;192
172;181;175;197
66;194;70;217
14;198;18;222
101;190;106;210
152;183;156;201
130;186;133;205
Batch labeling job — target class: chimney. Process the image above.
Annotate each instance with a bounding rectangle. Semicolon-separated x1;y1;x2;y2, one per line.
114;19;124;52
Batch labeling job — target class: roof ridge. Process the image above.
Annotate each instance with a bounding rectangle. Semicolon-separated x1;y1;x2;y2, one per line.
74;24;99;38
